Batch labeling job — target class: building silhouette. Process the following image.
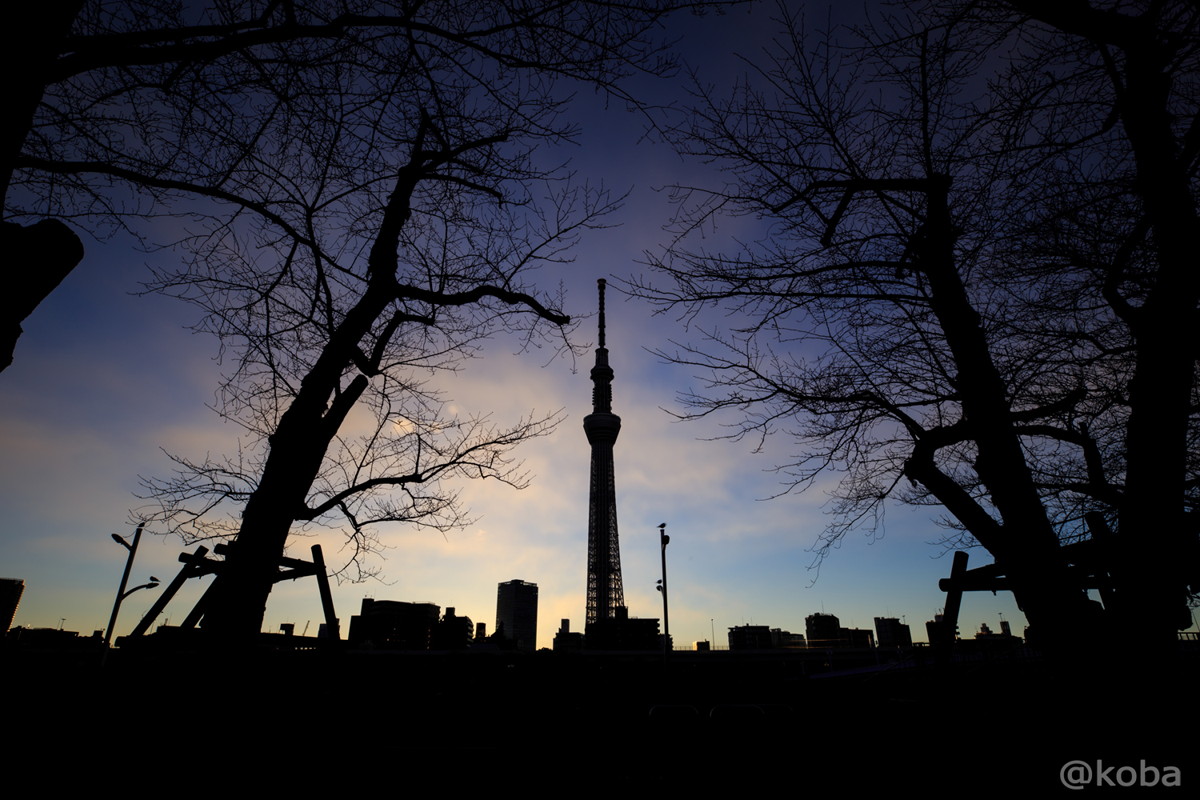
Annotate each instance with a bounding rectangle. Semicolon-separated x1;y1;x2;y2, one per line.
926;613;958;645
975;620;1022;644
583;279;625;626
553;618;585;653
806;613;876;648
496;579;538;653
347;598;440;650
586;606;659;650
432;607;473;650
806;612;841;646
727;624;805;650
728;624;773;650
840;627;875;648
874;616;913;648
771;628;806;648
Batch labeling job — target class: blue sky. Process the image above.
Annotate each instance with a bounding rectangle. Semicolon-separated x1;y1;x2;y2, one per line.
2;3;1120;649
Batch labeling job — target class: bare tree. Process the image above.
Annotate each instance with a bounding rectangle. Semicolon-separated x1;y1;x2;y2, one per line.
5;0;415;368
628;1;1198;653
2;0;689;371
140;103;617;637
12;1;714;640
997;0;1200;651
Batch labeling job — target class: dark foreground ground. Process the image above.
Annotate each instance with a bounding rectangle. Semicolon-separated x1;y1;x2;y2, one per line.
5;644;1194;794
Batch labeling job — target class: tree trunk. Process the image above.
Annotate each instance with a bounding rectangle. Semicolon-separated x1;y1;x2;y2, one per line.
1009;0;1199;660
1102;17;1198;655
917;177;1098;649
200;286;387;641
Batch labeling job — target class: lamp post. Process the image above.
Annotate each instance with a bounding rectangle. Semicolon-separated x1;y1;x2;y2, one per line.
656;522;669;665
103;523;160;658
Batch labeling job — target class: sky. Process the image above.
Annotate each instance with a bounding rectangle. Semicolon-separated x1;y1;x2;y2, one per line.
2;2;1134;651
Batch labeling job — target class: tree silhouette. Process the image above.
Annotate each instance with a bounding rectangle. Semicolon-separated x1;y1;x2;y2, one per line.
629;1;1198;653
1;1;685;371
9;1;706;641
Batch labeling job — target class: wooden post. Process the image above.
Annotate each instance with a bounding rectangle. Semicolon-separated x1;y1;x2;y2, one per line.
311;544;339;643
130;546;209;637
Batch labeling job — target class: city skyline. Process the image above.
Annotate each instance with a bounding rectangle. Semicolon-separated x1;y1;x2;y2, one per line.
2;4;1151;651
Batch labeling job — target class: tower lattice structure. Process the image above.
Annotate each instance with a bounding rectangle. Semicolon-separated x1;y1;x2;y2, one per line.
584;278;625;626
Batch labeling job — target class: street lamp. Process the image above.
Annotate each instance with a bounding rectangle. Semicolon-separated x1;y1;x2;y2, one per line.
103;523;160;657
656;522;669;665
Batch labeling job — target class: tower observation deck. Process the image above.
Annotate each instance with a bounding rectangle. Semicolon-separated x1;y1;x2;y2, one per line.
584;279;625;626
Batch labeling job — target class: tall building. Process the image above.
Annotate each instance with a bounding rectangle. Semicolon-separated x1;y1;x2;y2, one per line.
583;279;625;626
496;579;538;653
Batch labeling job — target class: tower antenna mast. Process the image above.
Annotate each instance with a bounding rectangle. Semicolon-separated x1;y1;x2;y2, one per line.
584;279;624;625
